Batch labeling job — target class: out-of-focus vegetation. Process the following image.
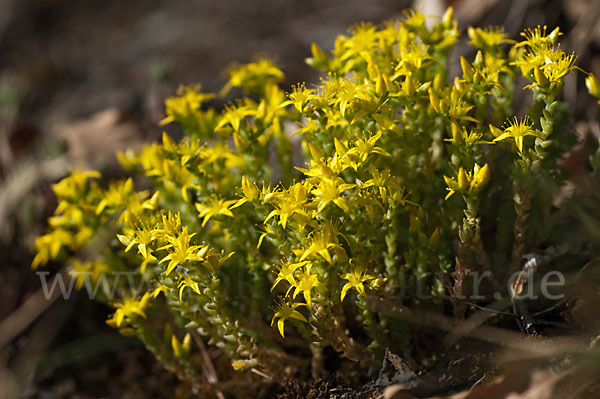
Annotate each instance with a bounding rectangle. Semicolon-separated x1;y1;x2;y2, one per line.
2;1;600;398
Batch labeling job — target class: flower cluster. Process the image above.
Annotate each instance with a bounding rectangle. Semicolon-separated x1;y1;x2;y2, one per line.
33;8;599;384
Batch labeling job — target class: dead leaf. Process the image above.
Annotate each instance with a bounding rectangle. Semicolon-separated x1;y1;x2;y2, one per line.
434;368;571;399
51;108;143;170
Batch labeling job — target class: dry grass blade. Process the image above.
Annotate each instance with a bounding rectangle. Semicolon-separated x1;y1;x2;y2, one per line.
0;268;67;349
191;330;225;399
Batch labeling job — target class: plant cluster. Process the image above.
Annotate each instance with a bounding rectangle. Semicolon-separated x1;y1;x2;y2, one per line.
33;8;600;384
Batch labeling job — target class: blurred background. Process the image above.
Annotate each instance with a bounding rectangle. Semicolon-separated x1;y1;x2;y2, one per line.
1;0;600;397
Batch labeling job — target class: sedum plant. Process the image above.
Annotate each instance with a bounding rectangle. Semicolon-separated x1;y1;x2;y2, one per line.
33;8;600;386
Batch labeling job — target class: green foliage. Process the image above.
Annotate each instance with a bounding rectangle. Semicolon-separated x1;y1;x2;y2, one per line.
33;8;600;380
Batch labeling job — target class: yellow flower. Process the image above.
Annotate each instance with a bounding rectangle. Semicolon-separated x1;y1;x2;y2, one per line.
196;195;241;228
223;58;284;96
290;269;321;307
516;26;561;52
493;117;542;153
340;266;375;301
468;26;512;50
312;177;355;213
161;132;204;166
265;202;307;230
215;102;256;134
95;178;134;215
154;211;182;240
297;158;340;181
31;228;75;269
264;183;309;229
284;83;315;113
271;259;307;292
147;159;199;203
445;122;492;146
117;224;156;261
158;227;202;275
343;132;391;170
393;42;431;78
69;259;112;290
52;170;101;201
444;164;490;200
271;298;307;337
178;275;203;301
151;283;169;298
241;176;260;201
106;292;152;328
297;224;345;264
256;223;274;249
160;85;214;126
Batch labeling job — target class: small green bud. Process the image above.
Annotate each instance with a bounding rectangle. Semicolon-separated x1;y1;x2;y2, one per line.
545;101;559;113
185;321;199;329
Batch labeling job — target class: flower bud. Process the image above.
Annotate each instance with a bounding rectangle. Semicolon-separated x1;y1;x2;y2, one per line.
307;43;329;68
471;164;490;192
451;121;463;144
334;137;348;156
489;124;503;138
163;323;173;344
586;74;600;98
428;88;440;112
308;143;324;160
460;57;473;82
433;73;444;92
241;176;259;201
442;7;454;27
403;75;415;96
473;51;483;68
458;167;469;191
534;66;549;88
376;73;389;97
428;227;440;248
233;131;249;151
171;334;183;358
182;333;192;357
